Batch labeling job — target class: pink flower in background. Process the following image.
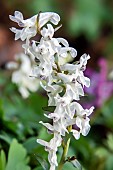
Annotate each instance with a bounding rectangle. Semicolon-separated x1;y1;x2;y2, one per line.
84;58;113;108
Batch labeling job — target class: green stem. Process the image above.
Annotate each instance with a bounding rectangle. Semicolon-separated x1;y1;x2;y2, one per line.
57;137;71;170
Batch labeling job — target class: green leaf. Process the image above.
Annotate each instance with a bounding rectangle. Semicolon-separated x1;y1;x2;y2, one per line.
33;166;45;170
0;132;12;144
106;133;113;152
105;154;113;170
23;137;38;154
0;99;4;119
95;147;108;158
42;106;56;112
26;0;56;15
35;154;48;170
0;150;6;170
6;139;31;170
101;97;113;128
28;93;47;115
68;0;107;41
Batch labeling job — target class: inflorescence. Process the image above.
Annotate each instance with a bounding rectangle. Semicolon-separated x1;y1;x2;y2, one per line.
9;11;94;170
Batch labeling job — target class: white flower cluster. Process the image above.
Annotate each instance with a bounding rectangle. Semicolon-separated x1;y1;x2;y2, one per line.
10;11;94;170
7;53;39;98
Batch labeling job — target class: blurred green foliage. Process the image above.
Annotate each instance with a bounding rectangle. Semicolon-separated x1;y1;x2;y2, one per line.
68;0;109;40
0;139;30;170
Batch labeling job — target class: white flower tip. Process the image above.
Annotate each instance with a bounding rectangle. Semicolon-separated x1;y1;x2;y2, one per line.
44;113;48;117
6;62;18;69
82;125;91;136
9;15;12;19
14;11;20;16
9;27;14;31
87;54;90;60
71;48;77;58
36;139;40;143
90;106;95;112
72;129;80;140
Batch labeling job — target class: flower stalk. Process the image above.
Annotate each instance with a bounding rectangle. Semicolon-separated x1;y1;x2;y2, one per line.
57;136;71;170
58;125;72;170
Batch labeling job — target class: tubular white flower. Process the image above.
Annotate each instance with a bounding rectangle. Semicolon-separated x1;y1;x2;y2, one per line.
9;11;36;27
71;102;94;139
9;11;60;42
60;54;90;88
71;129;81;140
57;73;84;100
59;47;77;58
37;132;62;169
39;12;60;27
41;24;54;39
40;84;63;106
57;38;69;47
9;10;37;41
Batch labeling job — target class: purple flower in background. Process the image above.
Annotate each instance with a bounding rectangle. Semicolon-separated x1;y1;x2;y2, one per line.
84;58;113;108
85;68;100;95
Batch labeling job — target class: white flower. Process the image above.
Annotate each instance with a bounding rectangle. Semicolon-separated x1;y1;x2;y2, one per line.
7;53;39;98
42;101;77;136
39;12;60;28
40;84;63;106
41;24;54;39
6;61;18;69
59;47;77;58
37;133;62;170
60;54;90;87
9;11;60;41
32;40;55;63
9;10;37;41
31;61;53;81
9;11;36;27
71;102;94;139
71;129;81;140
41;101;69;136
57;38;69;47
65;83;84;101
57;73;84;100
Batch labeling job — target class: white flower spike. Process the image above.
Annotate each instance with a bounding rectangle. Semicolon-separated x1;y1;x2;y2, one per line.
9;11;94;170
